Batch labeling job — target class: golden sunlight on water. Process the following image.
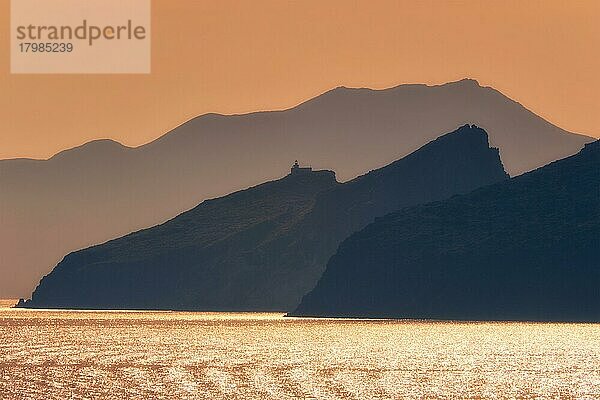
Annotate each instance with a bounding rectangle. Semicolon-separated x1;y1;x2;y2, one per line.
1;299;599;399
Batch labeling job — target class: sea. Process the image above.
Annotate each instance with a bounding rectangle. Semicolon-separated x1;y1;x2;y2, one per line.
1;299;599;399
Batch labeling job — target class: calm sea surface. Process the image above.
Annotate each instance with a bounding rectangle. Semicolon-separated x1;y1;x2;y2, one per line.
1;299;599;399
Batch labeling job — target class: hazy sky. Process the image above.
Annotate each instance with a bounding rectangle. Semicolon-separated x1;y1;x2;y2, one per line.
0;0;598;160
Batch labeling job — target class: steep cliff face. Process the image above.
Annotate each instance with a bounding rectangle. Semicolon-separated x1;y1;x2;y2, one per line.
292;141;600;321
302;124;508;245
26;171;338;310
24;125;509;311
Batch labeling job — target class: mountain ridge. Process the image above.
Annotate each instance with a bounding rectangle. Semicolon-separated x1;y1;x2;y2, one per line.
22;125;509;310
2;79;592;163
1;78;593;297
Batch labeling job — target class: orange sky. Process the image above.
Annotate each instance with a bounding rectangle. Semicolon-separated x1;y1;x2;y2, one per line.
0;0;598;160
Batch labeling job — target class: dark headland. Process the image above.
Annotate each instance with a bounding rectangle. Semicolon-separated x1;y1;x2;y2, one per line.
291;141;600;322
21;125;508;311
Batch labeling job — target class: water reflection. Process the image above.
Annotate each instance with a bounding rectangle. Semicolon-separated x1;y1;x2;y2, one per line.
1;300;599;398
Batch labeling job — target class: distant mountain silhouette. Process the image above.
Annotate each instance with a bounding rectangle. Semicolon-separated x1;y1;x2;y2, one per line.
1;79;593;297
292;141;600;321
22;125;508;310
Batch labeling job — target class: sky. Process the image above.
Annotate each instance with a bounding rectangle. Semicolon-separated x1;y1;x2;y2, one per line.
0;0;599;160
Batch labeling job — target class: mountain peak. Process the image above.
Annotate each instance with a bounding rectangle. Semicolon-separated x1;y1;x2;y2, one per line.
444;78;482;88
437;123;488;143
49;139;128;162
404;124;501;171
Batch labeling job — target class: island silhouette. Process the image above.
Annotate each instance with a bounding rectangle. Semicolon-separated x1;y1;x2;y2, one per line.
21;125;508;310
1;79;593;299
292;141;600;321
